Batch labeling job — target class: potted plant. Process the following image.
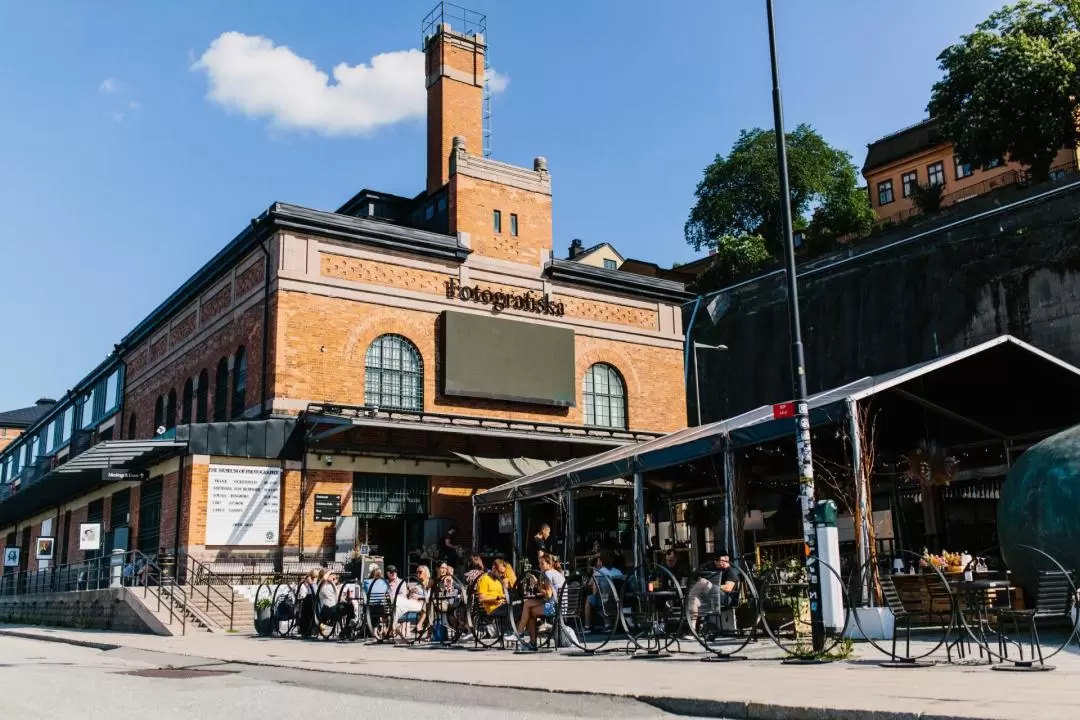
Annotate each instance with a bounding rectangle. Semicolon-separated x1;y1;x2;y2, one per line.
254;597;273;636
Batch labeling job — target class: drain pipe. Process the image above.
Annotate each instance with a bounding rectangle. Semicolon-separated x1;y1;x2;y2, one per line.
252;219;271;419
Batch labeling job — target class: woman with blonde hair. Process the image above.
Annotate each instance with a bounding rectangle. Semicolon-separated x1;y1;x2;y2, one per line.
393;564;431;637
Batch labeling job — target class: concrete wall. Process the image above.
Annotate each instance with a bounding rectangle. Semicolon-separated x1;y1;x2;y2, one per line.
0;588;162;634
693;182;1080;422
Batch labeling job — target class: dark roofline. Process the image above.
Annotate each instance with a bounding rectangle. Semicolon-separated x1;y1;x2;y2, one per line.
121;202;468;350
335;187;416;216
866;118;935;149
545;258;690;304
862;118;947;173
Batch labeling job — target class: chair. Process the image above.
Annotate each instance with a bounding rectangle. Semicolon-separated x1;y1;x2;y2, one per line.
992;570;1078;665
468;579;511;649
923;576;968;661
880;575;920;660
558;580;586;645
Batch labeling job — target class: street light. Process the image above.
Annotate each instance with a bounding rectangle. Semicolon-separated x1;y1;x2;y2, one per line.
692;342;728;426
766;0;825;652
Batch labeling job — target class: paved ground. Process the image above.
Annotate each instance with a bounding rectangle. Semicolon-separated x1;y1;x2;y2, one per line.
0;635;711;720
2;626;1080;719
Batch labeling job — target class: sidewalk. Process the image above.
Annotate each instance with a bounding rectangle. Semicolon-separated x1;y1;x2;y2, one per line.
3;625;1079;720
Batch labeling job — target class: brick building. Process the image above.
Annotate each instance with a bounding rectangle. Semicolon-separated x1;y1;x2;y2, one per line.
0;10;687;575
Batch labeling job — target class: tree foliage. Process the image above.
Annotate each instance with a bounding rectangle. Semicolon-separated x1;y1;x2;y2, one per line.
928;0;1080;181
689;234;771;291
910;182;945;214
685;125;872;261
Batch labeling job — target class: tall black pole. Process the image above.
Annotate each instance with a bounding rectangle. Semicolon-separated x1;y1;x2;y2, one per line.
766;0;825;652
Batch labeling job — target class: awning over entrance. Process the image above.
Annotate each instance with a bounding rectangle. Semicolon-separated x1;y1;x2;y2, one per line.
474;335;1080;508
0;439;186;527
451;454;563;480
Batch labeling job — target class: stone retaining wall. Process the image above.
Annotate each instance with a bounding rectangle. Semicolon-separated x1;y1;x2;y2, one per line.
0;588;161;634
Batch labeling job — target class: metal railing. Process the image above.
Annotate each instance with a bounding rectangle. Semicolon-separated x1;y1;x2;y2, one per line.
178;553;236;632
0;550;188;635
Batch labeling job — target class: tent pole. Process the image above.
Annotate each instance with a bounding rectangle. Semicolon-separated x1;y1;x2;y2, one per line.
633;472;647;569
847;397;871;607
513;500;523;571
723;442;736;556
565;489;576;569
471;499;479;557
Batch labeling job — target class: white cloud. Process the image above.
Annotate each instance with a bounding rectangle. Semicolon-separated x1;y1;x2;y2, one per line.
191;31;508;137
128;100;140;110
99;77;120;93
486;69;509;94
111;112;125;123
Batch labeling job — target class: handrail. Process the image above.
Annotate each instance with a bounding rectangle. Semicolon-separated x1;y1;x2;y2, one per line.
178;552;236;632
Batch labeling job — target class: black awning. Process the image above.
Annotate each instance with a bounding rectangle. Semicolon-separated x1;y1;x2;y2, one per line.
175;418;299;458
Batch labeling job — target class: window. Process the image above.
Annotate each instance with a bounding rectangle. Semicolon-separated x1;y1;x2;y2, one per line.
352;473;428;518
231;346;247;420
927;161;945;187
493;209;502;233
583;363;627;429
44;419;57;453
877;180;894;206
166;389;177;430
214;358;229;422
1050;167;1068;181
954;154;973;180
62;406;73;444
80;391;95;429
181;378;194;425
104;370;120;412
196;370;209;423
127;413;136;439
510;213;519;236
153;396;164;434
983;157;1003;171
901;171;918;198
364;334;423;411
603;258;618;270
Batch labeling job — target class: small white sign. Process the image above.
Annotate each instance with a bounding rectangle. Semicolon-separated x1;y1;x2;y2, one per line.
359;545;370;556
79;523;102;551
206;464;281;546
2;547;19;567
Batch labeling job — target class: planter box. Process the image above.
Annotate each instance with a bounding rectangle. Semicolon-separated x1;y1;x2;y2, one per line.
844;606;894;640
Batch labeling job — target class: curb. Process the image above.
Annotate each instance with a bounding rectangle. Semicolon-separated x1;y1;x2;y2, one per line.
0;629;120;652
0;629;995;720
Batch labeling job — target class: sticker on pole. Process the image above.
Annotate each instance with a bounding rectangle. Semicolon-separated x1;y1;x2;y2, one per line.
772;402;796;419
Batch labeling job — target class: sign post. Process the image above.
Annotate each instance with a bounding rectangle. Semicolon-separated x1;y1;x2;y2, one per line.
314;494;341;522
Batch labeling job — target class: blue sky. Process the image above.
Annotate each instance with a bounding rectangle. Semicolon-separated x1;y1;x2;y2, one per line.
0;0;1004;410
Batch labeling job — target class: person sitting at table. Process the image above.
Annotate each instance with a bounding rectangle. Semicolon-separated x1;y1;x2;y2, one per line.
491;555;517;589
394;564;431;637
515;554;565;651
316;569;340;632
296;569;319;637
476;558;511;619
584;554;622;630
687;552;739;624
463;554;485;588
661;550;688;588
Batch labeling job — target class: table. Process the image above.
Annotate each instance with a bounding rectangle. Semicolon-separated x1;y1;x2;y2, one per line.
627;590;680;659
953;579;1015;661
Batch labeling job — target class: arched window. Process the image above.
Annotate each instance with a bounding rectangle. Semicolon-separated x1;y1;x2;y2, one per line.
166;389;177;430
364;334;423;411
231;346;247;420
214;358;229;422
181;378;194;425
127;413;137;439
196;369;209;423
583;363;627;429
153;396;164;434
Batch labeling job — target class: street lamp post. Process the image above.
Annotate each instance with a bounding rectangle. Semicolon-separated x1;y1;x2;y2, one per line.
765;0;825;652
692;342;728;426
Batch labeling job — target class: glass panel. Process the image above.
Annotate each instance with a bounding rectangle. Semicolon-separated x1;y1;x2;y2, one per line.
44;420;56;453
62;406;74;443
105;370;120;411
364;335;422;411
81;391;95;429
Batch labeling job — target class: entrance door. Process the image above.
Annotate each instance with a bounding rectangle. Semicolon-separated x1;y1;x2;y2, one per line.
138;478;163;556
352;473;429;573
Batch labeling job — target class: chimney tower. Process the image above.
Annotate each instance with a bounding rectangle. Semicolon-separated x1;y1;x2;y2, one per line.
423;13;486;193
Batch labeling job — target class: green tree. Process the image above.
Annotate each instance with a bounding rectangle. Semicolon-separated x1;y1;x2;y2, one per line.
689;233;772;291
928;0;1080;182
685;125;870;259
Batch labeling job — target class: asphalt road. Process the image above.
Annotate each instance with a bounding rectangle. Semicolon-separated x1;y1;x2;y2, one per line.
0;636;714;720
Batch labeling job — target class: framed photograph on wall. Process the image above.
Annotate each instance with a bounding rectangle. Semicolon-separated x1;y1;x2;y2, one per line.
36;537;56;560
79;523;102;551
3;547;19;567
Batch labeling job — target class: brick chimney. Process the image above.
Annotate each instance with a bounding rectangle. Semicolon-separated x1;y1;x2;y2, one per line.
568;239;585;259
425;22;486;193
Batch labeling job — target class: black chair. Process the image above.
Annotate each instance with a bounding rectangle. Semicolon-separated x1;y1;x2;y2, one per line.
923;576;969;661
468;577;512;649
992;570;1078;665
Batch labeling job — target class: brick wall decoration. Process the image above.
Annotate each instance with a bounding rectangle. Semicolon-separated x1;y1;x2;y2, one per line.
321;254;450;294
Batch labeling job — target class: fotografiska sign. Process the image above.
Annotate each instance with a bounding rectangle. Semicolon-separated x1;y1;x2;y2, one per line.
444;278;565;317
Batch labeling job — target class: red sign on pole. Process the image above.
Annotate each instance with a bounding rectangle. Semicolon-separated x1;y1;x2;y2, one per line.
772;401;796;419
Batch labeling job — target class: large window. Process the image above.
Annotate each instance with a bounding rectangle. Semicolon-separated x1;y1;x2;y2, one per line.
954;154;973;180
901;170;918;198
583;363;627;429
166;389;177;430
214;358;229;422
364;334;423;411
181;378;194;425
80;391;95;430
352;473;429;518
927;161;945;187
196;369;209;423
231;346;247;420
62;406;74;444
877;180;894;206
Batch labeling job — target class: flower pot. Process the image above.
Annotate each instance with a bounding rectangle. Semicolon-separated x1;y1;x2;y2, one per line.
254;606;273;636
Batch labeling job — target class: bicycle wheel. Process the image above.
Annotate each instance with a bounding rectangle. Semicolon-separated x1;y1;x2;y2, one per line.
759;554;851;659
621;563;681;654
559;569;621;653
427;574;469;646
271;581;298;638
686;559;759;659
335;581;365;642
366;576;404;643
253;582;274;637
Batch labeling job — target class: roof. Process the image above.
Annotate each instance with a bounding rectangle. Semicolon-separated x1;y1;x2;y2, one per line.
0;401;55;429
475;335;1080;507
573;242;624;263
545;259;690;304
863;119;947;174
